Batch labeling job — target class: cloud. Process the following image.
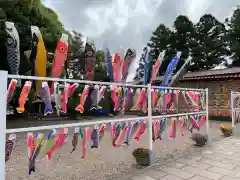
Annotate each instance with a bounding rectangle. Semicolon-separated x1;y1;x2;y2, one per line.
43;0;239;81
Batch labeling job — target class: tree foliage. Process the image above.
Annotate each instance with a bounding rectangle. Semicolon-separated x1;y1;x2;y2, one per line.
0;0;101;81
0;0;65;75
145;14;228;77
1;0;64;51
136;7;240;80
94;50;108;81
66;31;84;79
226;7;240;66
189;14;228;71
0;0;110;115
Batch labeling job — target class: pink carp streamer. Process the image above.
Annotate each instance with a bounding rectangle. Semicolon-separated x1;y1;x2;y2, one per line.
61;83;70;114
135;88;146;111
47;128;68;160
7;79;17;104
112;123;121;146
134;121;146;141
75;85;89;113
155;120;160;139
199;115;206;128
99;124;105;142
186;91;200;111
68;83;79;97
50;33;69;94
169;90;180;112
190;116;200;133
27;133;35;161
169;119;176;138
17;81;32;113
110;122;116;137
153;120;159;140
152;90;158;109
149;51;165;84
112;53;121;82
178;118;184;136
115;124;128;146
81;127;91;159
163;91;172;113
111;85;119;111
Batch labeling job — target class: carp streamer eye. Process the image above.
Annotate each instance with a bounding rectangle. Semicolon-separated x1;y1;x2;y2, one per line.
60;47;65;53
126;49;132;56
7;37;14;45
87;50;93;56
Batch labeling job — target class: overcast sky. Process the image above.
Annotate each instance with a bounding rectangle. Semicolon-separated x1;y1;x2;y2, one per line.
43;0;238;81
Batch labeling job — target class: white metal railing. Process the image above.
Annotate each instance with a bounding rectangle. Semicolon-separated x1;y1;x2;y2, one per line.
231;91;240;128
1;71;209;179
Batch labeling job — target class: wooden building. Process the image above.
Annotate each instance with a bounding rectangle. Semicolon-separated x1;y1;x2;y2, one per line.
134;67;240;118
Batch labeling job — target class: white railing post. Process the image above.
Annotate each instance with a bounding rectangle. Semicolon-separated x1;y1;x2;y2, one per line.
0;70;8;180
231;91;235;128
147;83;153;165
205;88;209;135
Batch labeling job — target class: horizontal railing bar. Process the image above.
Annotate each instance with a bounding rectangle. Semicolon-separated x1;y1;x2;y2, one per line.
8;74;207;92
6;116;148;133
151;85;206;92
231;91;240;94
232;107;240;111
6;111;206;133
7;74;148;88
151;111;206;119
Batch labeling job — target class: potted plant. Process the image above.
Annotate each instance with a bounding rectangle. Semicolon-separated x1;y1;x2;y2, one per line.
220;124;233;137
190;133;208;147
132;148;151;166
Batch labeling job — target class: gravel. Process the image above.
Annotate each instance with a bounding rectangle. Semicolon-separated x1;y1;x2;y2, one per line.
5;121;226;180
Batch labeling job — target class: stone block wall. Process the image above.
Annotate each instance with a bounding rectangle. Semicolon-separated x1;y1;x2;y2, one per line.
175;79;240;117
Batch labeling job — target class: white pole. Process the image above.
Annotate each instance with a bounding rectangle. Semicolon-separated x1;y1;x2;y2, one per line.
205;88;209;135
0;70;8;180
147;83;153;165
231;91;235;128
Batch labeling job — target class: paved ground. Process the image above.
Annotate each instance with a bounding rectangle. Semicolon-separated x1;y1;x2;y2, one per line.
5;119;226;180
126;136;240;180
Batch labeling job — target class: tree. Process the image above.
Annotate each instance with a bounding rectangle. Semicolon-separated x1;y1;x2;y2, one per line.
148;24;172;60
0;0;64;74
146;13;228;76
225;7;240;66
0;8;6;20
66;31;85;79
4;0;64;50
189;14;228;71
171;15;195;71
94;50;108;81
147;24;172;75
148;16;195;75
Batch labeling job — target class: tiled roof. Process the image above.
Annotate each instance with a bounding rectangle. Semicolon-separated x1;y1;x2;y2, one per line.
133;67;240;84
183;67;240;78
